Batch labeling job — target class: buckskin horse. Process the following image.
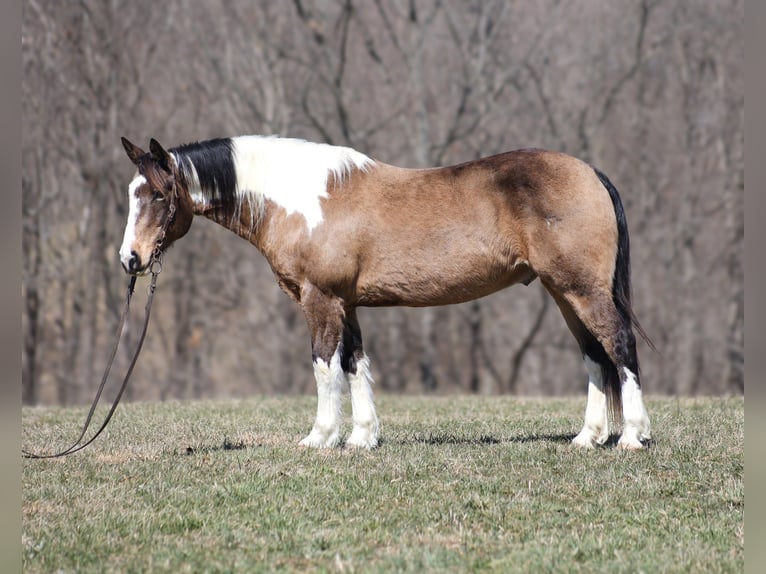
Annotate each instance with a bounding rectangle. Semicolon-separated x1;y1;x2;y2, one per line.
118;135;652;450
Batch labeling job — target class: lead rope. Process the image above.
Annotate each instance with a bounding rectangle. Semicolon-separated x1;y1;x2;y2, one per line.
23;192;176;459
22;261;162;459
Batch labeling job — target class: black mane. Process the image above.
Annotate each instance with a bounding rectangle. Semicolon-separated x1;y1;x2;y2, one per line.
172;138;238;216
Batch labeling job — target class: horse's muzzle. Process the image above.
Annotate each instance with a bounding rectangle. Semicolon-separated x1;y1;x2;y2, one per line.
122;250;146;275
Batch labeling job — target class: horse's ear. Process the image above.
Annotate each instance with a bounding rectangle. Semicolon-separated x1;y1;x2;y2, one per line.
121;137;145;166
149;138;173;172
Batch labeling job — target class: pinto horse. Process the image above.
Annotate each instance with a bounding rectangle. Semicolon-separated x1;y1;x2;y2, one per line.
119;135;652;450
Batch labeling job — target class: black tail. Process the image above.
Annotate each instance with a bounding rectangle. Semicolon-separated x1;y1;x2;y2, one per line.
592;167;653;349
592;167;654;422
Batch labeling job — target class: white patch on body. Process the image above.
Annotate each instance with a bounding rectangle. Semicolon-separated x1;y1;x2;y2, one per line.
231;136;374;231
572;356;609;448
119;175;146;268
300;349;345;448
346;354;379;449
617;367;652;450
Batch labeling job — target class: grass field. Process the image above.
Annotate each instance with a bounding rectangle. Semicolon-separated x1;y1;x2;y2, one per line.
22;395;743;573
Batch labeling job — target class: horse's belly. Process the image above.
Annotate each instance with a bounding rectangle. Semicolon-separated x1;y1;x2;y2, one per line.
354;256;533;307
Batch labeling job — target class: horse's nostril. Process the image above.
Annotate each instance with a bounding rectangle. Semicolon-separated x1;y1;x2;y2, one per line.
128;251;141;272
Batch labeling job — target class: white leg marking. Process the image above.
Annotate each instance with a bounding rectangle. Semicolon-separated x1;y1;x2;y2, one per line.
617;367;652;450
299;350;344;448
346;354;380;449
572;356;609;449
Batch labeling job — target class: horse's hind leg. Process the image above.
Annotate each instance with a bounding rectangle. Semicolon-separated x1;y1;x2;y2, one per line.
341;309;380;449
575;356;610;447
548;286;651;449
548;294;611;448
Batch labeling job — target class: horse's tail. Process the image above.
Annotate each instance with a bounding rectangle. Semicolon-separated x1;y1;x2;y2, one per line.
592;167;655;421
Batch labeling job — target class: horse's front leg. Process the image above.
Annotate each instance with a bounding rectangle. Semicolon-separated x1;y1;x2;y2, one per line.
342;309;379;449
299;285;345;448
299;349;345;448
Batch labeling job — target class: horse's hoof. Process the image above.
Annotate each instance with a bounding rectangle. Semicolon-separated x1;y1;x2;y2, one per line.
299;430;339;449
572;428;608;449
616;437;645;450
345;428;379;450
571;434;597;449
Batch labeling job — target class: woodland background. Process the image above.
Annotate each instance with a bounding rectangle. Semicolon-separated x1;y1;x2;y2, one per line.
22;0;743;405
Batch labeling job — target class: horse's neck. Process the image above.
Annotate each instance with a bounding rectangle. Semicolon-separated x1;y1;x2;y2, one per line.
193;203;261;246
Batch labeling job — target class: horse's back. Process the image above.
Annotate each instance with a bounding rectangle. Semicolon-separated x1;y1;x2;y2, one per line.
368;148;617;268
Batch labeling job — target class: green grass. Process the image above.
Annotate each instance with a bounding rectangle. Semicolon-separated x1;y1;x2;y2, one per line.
22;396;743;573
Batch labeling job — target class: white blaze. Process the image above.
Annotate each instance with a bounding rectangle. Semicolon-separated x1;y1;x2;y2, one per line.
119;175;146;268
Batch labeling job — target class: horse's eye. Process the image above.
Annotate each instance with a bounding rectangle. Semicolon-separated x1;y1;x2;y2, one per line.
152;190;165;202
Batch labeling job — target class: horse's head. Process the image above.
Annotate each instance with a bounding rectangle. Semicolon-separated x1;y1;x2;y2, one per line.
119;137;194;275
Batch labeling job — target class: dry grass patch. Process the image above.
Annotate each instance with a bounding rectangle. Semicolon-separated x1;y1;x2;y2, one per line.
23;395;743;573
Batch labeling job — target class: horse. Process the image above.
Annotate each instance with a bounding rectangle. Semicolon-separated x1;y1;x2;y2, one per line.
118;135;652;450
